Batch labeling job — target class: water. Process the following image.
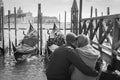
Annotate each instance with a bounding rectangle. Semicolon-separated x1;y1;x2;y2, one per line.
0;22;71;80
0;56;47;80
3;22;71;48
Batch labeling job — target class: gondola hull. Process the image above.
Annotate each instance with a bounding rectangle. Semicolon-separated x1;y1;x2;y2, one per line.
12;23;39;63
13;46;38;63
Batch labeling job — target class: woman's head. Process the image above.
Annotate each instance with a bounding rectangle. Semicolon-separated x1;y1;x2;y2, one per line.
76;34;90;47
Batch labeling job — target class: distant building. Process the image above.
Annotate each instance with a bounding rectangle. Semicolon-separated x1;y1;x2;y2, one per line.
34;16;59;23
4;7;34;24
4;7;59;24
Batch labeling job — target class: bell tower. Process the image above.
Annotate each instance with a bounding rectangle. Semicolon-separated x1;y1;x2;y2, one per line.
71;0;78;35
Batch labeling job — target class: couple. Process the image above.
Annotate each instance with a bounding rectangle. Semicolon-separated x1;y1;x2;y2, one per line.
46;32;100;80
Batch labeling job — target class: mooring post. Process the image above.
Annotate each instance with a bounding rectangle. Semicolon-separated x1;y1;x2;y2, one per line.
1;6;4;51
40;13;43;55
8;10;11;55
38;3;43;55
71;8;73;32
107;7;110;15
94;8;98;40
64;11;66;35
95;8;98;29
0;7;1;47
79;0;82;34
89;6;93;40
90;6;93;18
0;6;4;50
59;13;61;30
14;7;17;46
95;8;97;17
101;12;103;16
37;4;40;55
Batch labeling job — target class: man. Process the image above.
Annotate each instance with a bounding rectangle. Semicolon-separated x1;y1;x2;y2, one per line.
46;32;98;80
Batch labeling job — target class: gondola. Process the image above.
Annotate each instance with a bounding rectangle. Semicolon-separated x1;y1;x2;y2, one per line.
44;23;65;63
13;23;39;63
12;43;38;63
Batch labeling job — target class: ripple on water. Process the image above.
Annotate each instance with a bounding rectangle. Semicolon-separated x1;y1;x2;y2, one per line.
0;56;47;80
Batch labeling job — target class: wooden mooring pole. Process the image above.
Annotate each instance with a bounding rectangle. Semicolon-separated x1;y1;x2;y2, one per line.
95;8;97;17
0;7;2;47
107;7;110;15
101;12;103;16
90;6;93;18
71;8;72;32
64;11;66;35
79;0;82;34
0;6;4;51
59;14;61;30
14;7;17;46
89;6;93;40
40;13;42;55
95;8;98;37
38;3;43;55
8;10;11;54
37;4;40;54
1;7;4;50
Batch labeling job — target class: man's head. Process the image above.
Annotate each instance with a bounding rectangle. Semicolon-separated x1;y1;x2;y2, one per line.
66;32;77;48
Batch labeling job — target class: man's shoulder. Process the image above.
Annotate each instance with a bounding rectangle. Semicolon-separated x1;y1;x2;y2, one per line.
64;46;77;54
55;45;74;52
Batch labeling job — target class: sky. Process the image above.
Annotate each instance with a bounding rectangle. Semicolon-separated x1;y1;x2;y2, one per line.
3;0;120;22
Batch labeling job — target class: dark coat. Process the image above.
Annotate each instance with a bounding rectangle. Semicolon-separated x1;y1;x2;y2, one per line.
46;44;98;80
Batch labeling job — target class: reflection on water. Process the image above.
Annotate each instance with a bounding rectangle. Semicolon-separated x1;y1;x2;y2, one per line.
0;56;47;80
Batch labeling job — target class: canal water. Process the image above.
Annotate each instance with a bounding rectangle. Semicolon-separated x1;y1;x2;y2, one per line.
0;22;71;80
0;56;47;80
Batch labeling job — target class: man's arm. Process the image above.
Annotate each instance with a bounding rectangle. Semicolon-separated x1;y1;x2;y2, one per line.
66;49;98;77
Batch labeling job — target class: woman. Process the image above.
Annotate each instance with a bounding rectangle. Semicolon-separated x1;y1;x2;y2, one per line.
71;34;100;80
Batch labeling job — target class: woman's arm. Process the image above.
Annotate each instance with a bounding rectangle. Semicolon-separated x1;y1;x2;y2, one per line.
67;49;98;77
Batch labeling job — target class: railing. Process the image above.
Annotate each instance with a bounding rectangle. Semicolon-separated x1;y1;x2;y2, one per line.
79;14;120;57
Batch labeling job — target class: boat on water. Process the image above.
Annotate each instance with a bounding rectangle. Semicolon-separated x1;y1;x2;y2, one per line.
44;23;65;62
13;23;39;63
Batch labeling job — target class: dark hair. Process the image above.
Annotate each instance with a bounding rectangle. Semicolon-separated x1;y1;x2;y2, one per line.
66;32;77;43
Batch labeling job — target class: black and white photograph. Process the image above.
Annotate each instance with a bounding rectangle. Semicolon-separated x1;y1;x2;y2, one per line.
0;0;120;80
